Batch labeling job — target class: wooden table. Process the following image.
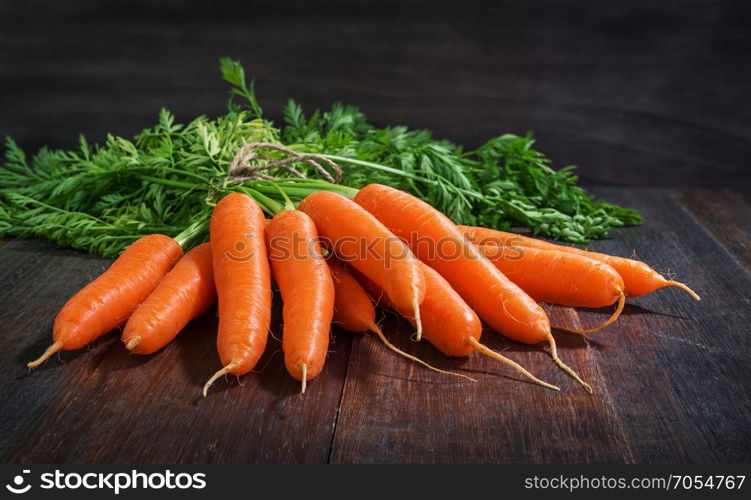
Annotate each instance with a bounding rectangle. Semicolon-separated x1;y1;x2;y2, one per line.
0;187;749;464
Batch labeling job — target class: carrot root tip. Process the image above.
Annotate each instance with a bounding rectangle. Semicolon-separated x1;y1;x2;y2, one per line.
546;335;592;393
27;341;64;370
370;325;476;382
202;363;238;397
300;362;307;394
468;337;560;391
669;281;701;301
125;336;141;351
412;296;423;342
554;291;626;335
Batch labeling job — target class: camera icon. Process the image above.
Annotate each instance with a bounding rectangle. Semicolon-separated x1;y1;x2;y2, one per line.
5;470;31;494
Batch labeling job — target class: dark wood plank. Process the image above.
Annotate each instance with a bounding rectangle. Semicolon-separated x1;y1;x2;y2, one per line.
567;187;751;462
2;188;751;463
329;188;751;463
0;239;349;464
1;0;749;189
0;239;117;457
330;314;630;463
673;189;751;273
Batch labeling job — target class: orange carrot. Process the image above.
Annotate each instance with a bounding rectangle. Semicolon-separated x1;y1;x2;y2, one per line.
328;260;473;381
122;242;216;355
460;225;700;300
27;234;183;369
298;191;426;339
355;184;590;392
479;244;626;334
357;261;559;390
203;193;272;396
329;260;377;334
266;210;334;392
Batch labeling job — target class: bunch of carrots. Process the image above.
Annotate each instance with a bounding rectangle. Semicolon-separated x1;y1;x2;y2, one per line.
27;184;699;394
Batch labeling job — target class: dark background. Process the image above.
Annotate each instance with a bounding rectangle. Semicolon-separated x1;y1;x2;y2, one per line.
1;0;749;188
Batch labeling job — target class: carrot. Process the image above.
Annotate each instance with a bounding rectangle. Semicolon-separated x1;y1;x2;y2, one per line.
298;191;426;339
122;242;216;355
479;245;626;334
460;225;700;301
328;260;473;381
266;210;334;392
203;193;272;396
355;183;590;392
328;260;377;334
357;261;559;390
27;234;183;369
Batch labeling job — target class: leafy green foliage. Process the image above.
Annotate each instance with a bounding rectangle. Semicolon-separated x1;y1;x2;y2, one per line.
282;101;641;240
0;106;276;255
1;58;641;257
221;58;263;118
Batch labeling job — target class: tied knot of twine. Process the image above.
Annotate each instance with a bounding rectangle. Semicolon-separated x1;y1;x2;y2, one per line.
227;142;342;184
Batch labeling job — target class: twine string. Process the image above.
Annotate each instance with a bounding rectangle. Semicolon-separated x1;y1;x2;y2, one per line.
227;142;342;184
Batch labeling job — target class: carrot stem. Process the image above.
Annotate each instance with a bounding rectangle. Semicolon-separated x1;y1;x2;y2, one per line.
173;217;209;249
250;179;359;199
467;337;560;391
27;340;64;369
318;154;483;200
370;325;476;382
545;334;592;393
238;186;284;215
203;362;238;397
136;175;198;190
267;182;295;211
668;281;701;301
300;362;307;394
554;291;626;335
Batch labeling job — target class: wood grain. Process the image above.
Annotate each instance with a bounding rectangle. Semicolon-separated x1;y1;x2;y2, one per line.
330;314;628;463
2;189;748;463
0;0;748;189
580;188;751;462
328;188;751;463
673;189;751;272
0;239;350;464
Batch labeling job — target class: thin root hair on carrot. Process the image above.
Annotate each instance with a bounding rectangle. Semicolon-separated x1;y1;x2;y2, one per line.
125;336;141;351
554;291;626;335
27;341;64;370
546;334;592;393
668;281;701;301
251;349;281;374
370;324;476;382
300;362;307;394
268;329;281;342
467;337;560;391
202;362;238;397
